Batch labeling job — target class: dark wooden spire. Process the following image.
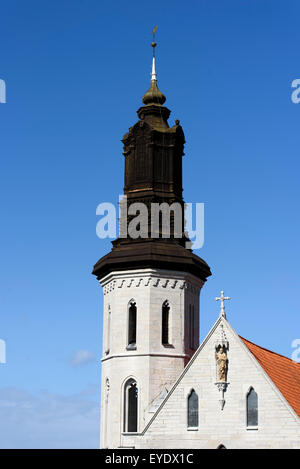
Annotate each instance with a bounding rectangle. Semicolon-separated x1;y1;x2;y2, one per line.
119;88;186;243
92;40;211;282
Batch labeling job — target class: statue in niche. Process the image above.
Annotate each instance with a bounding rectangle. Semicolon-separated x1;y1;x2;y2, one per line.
215;346;228;382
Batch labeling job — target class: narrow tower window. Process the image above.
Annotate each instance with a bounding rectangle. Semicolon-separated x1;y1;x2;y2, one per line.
189;305;196;349
187;389;198;428
105;305;111;355
127;301;137;350
123;378;138;432
162;301;170;345
247;387;258;427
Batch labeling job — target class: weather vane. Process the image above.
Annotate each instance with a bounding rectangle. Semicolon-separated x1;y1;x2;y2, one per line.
152;25;158;58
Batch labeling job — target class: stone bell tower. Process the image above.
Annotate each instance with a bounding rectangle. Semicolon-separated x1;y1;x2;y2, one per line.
92;30;211;449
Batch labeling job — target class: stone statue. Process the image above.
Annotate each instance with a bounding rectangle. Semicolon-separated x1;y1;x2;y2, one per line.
215;346;228;382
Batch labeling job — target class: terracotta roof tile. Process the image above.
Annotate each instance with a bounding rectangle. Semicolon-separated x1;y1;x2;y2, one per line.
240;336;300;418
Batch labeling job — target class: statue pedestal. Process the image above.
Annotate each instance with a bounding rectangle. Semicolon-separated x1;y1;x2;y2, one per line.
215;382;229;410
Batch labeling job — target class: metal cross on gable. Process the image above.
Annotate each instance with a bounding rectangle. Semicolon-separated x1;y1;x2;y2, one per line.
216;290;231;318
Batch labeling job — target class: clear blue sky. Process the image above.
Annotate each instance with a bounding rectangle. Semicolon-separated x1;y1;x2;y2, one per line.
0;0;299;448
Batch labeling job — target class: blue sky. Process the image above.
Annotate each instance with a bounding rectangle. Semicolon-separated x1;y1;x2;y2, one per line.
0;0;299;448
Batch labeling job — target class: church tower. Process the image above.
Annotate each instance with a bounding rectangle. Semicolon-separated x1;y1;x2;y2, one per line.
92;31;211;449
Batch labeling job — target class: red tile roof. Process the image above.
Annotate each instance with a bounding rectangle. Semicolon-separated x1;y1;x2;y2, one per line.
240;336;300;418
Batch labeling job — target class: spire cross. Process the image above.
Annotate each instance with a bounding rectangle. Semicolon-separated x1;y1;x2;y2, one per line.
151;25;158;82
215;290;231;318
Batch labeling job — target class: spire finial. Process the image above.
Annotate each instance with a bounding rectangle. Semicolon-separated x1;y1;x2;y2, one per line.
141;26;166;106
151;25;158;82
216;290;231;319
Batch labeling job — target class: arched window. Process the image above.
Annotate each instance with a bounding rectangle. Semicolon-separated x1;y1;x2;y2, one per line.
127;301;137;350
123;378;138;432
187;389;198;428
105;305;111;355
247;387;258;427
162;301;170;345
189;304;195;349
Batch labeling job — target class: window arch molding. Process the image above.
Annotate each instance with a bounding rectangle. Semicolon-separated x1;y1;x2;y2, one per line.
122;376;139;433
246;386;258;428
187;388;199;429
161;300;172;346
126;299;137;350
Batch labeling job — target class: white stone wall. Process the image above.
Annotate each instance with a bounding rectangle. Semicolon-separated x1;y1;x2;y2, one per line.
99;268;204;448
122;318;300;449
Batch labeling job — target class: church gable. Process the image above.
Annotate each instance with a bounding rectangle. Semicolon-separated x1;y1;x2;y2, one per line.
123;318;300;449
